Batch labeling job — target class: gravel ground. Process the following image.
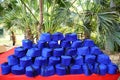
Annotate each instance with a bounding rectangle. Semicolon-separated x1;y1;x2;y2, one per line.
109;54;120;72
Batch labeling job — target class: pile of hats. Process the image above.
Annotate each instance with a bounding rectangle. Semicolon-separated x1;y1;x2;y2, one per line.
1;32;118;77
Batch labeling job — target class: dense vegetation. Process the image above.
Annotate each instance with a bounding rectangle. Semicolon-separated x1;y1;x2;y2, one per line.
0;0;120;52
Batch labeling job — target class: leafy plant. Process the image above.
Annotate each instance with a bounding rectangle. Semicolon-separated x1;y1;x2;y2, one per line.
1;0;120;52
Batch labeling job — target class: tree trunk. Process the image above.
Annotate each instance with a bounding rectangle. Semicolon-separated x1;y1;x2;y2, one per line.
10;31;16;46
38;0;43;38
24;27;33;41
84;30;91;39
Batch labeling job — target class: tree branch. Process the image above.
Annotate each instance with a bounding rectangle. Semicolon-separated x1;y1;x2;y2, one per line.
20;0;39;23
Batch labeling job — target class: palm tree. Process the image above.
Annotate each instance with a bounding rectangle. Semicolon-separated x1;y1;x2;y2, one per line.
0;0;40;42
73;0;120;51
1;0;120;52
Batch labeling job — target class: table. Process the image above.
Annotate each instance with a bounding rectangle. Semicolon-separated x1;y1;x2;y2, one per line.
0;48;120;80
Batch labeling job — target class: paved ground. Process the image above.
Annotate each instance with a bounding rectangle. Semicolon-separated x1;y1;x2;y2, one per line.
0;35;24;47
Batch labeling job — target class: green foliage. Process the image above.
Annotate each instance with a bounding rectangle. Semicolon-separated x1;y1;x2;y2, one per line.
0;0;39;40
96;12;120;51
74;0;120;51
42;0;72;33
0;0;120;52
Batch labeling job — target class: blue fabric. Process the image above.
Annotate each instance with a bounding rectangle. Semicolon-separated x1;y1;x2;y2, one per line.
34;56;47;66
37;40;47;49
83;39;95;47
8;55;19;66
20;56;32;67
55;64;67;75
25;65;40;77
60;40;71;48
99;64;107;75
82;64;93;76
49;57;60;65
1;62;11;75
48;41;59;48
65;33;71;41
93;63;100;74
26;48;41;57
65;33;77;41
11;65;25;75
2;32;119;77
87;64;94;73
91;46;102;55
70;65;82;74
65;48;77;56
108;63;118;74
32;44;38;48
53;48;64;57
14;47;27;58
97;54;111;64
77;47;90;55
39;33;51;42
41;66;55;76
52;32;64;41
42;48;52;57
61;56;71;66
71;40;82;48
22;39;33;49
74;56;84;65
85;55;96;64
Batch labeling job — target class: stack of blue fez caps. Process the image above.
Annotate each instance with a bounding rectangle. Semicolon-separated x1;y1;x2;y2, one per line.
1;32;118;77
